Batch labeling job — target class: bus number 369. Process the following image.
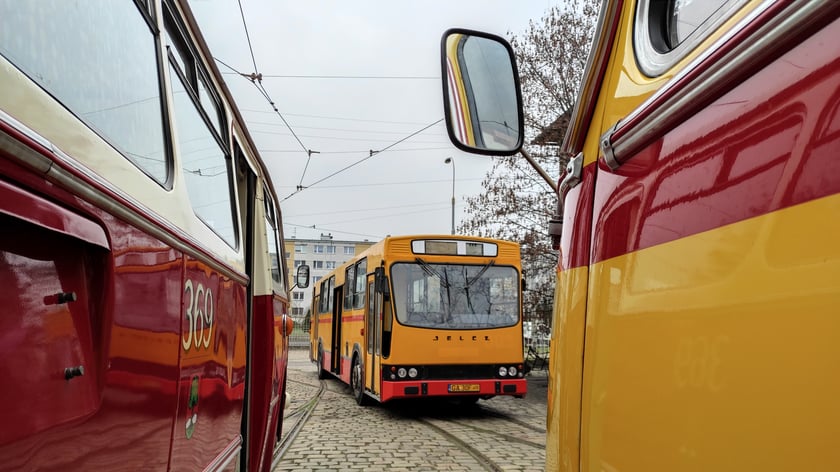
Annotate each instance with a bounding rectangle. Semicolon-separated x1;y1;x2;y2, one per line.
182;279;214;351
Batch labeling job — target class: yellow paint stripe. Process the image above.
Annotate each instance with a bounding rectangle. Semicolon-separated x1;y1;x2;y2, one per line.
579;194;840;471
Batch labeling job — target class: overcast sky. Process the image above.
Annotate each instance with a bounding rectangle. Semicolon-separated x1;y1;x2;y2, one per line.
188;1;560;242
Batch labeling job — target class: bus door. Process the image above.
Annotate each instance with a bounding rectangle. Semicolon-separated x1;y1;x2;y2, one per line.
309;291;319;362
372;267;390;393
331;285;342;375
364;278;378;394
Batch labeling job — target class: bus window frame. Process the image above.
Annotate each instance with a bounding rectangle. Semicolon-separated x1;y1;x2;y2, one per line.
634;0;748;77
163;3;240;248
353;258;367;310
259;183;286;294
389;261;521;330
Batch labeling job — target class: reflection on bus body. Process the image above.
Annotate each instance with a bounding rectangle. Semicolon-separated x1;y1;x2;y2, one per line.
390;261;519;329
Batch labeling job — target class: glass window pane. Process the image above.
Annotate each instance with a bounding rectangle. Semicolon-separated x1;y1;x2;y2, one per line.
198;74;222;136
344;266;355;309
327;276;334;312
669;0;728;47
354;259;367;309
0;0;167;182
390;262;519;329
170;63;236;246
264;215;284;293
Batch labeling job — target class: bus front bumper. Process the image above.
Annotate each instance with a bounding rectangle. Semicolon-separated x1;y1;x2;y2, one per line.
381;378;527;402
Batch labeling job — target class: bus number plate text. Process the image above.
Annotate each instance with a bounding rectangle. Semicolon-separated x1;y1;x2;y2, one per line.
448;383;480;393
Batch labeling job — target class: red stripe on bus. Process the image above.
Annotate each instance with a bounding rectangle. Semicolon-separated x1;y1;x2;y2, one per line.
0;119;246;280
590;18;840;264
560;164;595;271
317;314;364;323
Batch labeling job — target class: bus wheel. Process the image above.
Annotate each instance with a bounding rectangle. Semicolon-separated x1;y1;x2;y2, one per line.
351;356;369;406
317;348;327;380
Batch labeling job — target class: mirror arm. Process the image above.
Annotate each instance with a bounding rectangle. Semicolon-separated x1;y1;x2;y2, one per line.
520;148;558;193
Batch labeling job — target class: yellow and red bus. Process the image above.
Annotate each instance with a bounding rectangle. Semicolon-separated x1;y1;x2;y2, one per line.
309;235;526;405
0;1;308;470
442;1;840;470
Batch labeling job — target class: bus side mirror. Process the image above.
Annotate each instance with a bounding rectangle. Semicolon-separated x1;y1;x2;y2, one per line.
295;264;310;289
441;28;524;156
374;267;390;299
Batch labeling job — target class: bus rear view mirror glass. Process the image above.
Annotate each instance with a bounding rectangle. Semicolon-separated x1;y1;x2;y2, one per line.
296;264;310;289
441;29;524;156
374;266;390;297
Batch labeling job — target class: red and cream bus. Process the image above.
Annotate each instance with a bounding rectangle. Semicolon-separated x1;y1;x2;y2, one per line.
0;1;307;470
310;235;526;405
441;1;840;470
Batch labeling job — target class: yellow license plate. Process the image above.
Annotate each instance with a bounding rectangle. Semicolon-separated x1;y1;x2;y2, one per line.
448;383;480;393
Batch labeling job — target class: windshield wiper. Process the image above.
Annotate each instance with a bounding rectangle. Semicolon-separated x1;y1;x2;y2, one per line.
461;262;495;315
415;257;449;288
464;261;494;289
416;257;453;322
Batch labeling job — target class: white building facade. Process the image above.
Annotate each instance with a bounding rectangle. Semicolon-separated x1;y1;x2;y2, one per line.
284;233;374;321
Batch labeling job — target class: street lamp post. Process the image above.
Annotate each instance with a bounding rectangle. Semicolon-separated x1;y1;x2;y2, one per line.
444;157;455;235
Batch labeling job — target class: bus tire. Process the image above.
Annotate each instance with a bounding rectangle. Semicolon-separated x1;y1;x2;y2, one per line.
351;355;369;406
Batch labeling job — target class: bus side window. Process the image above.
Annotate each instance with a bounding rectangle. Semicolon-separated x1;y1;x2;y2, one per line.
262;187;284;293
354;259;367;309
381;301;393;358
344;265;355;309
367;281;375;353
0;1;169;183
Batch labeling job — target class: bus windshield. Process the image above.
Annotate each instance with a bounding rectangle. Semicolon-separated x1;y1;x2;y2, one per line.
390;260;519;329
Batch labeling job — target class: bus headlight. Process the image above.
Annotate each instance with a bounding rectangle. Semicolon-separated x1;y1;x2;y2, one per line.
408;367;418;378
508;366;517;377
397;367;407;378
498;366;508;377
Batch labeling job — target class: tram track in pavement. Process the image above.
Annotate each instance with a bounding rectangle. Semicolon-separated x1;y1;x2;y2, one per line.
438;417;543;449
477;404;547;434
272;378;327;467
283;378;325;419
396;399;546;471
415;417;506;472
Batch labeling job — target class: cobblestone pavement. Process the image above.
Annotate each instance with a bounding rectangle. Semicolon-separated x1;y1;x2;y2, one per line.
275;349;548;471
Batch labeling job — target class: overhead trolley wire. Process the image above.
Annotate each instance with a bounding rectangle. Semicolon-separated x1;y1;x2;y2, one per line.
240;108;432;126
246;120;448;136
260;147;455;154
217;3;320;189
237;0;259;78
279;118;443;202
217;8;450;204
214;57;313;159
283;222;383;240
224;73;439;80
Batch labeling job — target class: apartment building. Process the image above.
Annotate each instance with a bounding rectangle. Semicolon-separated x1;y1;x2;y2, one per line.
284;233;375;320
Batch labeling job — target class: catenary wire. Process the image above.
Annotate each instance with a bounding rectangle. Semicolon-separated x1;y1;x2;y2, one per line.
279;118;443;202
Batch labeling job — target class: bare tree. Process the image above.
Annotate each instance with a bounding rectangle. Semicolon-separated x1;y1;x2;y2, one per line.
460;0;598;336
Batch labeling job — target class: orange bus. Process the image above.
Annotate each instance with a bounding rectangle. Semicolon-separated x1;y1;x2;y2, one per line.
309;235;526;405
441;1;840;470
